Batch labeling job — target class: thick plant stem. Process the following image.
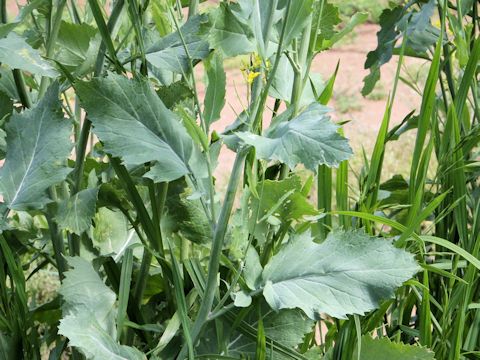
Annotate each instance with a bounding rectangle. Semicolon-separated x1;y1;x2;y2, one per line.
186;149;248;349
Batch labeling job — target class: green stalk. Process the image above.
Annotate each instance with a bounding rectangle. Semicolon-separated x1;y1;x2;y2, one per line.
39;0;68;98
186;149;248;346
188;0;198;18
72;0;125;194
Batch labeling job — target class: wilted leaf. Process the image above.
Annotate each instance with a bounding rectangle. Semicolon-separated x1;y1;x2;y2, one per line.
0;84;72;210
354;336;435;360
0;32;58;77
59;257;146;360
56;188;99;235
261;229;419;319
76;73;194;182
237;103;352;170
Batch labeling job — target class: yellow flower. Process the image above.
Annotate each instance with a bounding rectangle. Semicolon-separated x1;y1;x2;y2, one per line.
252;53;262;68
247;71;261;84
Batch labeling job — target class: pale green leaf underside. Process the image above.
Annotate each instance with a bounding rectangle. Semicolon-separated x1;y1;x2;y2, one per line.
0;84;72;210
354;336;436;360
59;257;145;360
55;188;99;235
237;103;352;170
76;73;193;182
0;32;58;77
261;229;419;319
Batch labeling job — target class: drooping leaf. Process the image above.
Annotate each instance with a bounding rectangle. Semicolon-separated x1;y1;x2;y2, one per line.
59;257;146;360
203;52;226;128
146;14;210;73
260;229;419;319
0;68;20;101
354;336;435;360
0;83;72;210
0;32;58;77
76;73;194;182
55;188;99;235
236;103;352;170
206;2;255;57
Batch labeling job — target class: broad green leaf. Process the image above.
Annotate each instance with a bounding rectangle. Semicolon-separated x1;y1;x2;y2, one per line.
261;229;419;319
55;21;98;69
203;52;226;128
312;1;341;43
278;0;314;46
93;208;140;260
0;84;72;210
0;32;58;77
354;336;435;360
146;14;210;73
59;257;146;360
237;103;352;170
76;73;193;182
55;188;99;235
206;2;255;57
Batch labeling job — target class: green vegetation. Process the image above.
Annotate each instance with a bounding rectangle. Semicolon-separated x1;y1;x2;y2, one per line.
0;0;478;359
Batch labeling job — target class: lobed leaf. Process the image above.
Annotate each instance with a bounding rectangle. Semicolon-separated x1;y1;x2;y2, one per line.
261;229;419;319
237;103;352;170
354;336;435;359
59;257;145;360
55;188;99;235
76;73;194;182
0;83;72;210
